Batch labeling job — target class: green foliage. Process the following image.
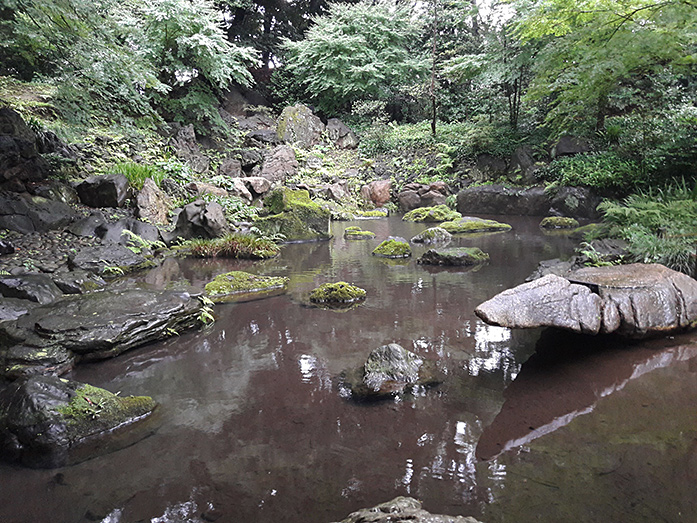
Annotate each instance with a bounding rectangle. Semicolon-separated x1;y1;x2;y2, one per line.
540;152;644;193
107;162;166;190
184;233;280;259
282;0;427;114
197;193;260;223
598;184;697;274
120;230;166;254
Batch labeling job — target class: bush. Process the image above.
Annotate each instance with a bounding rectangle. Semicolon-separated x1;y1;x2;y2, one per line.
540;151;644;193
107;162;166;190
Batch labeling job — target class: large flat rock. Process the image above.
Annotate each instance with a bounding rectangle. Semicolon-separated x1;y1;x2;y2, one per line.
475;263;697;338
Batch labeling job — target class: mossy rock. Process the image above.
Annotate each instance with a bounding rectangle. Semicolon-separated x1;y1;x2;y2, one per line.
309;281;366;304
569;222;611;241
356;209;389;219
417;247;490;266
0;376;157;468
539;216;580;229
344;226;376;240
440;216;512;234
256;188;331;242
403;205;461;223
205;271;289;303
372;238;412;259
411;227;452;244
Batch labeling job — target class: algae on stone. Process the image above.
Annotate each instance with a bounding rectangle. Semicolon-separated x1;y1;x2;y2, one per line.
540;216;580;229
372;238;412;258
403;205;461;223
411;227;452;244
309;281;366;303
344;226;376;240
255;188;331;242
205;271;289;303
441;216;512;234
418;247;490;266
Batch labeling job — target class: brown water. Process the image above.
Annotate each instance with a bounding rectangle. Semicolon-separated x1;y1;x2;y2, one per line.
2;216;697;523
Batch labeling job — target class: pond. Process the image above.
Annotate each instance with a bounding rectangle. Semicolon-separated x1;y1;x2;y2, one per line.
1;215;696;523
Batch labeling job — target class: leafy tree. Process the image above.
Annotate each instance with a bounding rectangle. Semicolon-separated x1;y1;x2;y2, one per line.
282;0;428;115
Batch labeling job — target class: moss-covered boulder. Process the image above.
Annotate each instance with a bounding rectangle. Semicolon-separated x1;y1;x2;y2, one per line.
418;247;490;266
0;375;157;468
309;282;366;305
440;216;512;234
339;344;443;400
255;188;331;242
205;271;289;303
539;216;580;229
410;227;452;244
356;209;389;219
403;205;461;223
372;237;412;258
344;226;376;240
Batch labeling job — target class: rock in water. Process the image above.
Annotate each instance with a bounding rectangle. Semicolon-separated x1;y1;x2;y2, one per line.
475;264;697;338
0;375;157;468
331;496;482;523
418;247;489;266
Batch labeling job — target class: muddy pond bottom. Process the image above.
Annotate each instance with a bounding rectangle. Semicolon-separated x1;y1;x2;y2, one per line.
1;216;696;523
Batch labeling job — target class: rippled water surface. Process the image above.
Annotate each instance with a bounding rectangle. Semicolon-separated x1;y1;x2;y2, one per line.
2;216;697;523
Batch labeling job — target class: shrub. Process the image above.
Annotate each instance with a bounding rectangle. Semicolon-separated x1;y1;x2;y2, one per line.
107;162;166;190
540;151;644;193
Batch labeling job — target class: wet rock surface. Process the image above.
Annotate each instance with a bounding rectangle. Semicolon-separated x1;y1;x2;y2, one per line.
75;174;130;208
0;274;63;304
331;496;482;523
411;226;452;244
0;191;77;233
0;375;157;468
68;244;152;276
0;289;204;377
339;344;442;400
476;263;697;338
418;247;489;266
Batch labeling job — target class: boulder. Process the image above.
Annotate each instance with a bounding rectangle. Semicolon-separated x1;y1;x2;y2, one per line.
332;497;481;523
322;181;350;202
326;118;359;149
204;271;289;303
239;149;263;170
552;135;591;157
344;226;376;240
361;179;392;207
339;345;443;400
277;104;325;148
549;186;602;220
0;108;50;192
508;146;539;184
441;216;512;234
410;227;452;244
0;297;37;322
0;275;64;305
244;129;283;147
259;145;298;185
167;199;230;242
309;282;366;305
184;181;228;198
218;157;242;178
254;188;331;242
0;191;77;233
68;244;152;276
539;216;580;229
457;184;551;216
475;264;697;338
96;218;162;246
32;181;79;205
0;375;157;468
418;247;489;266
172;124;209;173
227;177;254;204
136;178;171;225
398;182;449;211
403;204;460;223
51;270;107;295
0;289;205;378
372;237;411;259
244;176;272;196
75;174;130;208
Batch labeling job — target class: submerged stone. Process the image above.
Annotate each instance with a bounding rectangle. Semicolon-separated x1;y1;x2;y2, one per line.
402;204;460;223
372;237;411;258
331;496;481;523
309;282;366;305
539;216;580;229
343;226;376;240
440;216;512;234
339;343;442;400
0;376;157;468
205;271;289;303
418;247;489;266
410;226;452;244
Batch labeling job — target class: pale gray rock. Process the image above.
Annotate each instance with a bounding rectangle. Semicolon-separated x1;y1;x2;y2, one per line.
331;496;482;523
136;178;171;225
260;145;298;185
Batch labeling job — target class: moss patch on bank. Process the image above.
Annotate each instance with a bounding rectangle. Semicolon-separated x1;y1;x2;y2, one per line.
403;205;461;223
205;271;289;303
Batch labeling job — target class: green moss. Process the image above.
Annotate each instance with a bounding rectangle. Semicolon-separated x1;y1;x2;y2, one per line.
372;238;412;258
56;384;156;441
403;205;461;223
540;216;580;229
256;188;331;242
309;281;367;303
357;209;389;218
418;246;490;266
187;234;280;259
344;227;376;240
440;217;512;234
205;271;289;303
411;227;452;243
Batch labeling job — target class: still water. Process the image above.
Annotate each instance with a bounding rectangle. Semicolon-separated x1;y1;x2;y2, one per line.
1;216;696;522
